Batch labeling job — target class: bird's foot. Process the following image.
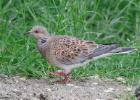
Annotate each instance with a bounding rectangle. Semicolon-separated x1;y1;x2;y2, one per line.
49;71;71;84
53;75;71;84
53;79;70;84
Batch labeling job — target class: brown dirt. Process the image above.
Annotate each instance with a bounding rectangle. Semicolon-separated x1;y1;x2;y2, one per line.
0;75;134;100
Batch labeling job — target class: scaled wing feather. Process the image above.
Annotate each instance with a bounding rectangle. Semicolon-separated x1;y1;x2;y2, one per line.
50;36;98;65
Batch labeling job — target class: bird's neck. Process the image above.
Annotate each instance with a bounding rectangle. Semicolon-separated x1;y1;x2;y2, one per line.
37;36;49;48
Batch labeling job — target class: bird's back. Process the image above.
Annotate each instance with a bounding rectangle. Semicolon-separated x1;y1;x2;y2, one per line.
43;36;98;68
37;35;135;70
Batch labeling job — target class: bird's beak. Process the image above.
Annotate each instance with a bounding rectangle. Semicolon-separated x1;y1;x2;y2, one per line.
27;31;31;34
24;31;31;35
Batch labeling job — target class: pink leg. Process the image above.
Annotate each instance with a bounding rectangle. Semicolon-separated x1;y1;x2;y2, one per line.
49;71;70;84
49;71;65;76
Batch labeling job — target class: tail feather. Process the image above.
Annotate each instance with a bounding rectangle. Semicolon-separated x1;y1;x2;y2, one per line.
91;44;118;57
90;44;136;59
110;47;136;54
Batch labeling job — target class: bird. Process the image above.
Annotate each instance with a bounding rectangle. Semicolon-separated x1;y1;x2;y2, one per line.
135;86;140;100
28;25;136;84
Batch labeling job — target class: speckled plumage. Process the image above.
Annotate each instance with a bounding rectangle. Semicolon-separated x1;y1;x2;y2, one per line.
29;25;136;83
37;36;98;73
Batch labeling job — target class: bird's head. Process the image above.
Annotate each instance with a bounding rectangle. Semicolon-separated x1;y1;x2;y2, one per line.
28;25;49;39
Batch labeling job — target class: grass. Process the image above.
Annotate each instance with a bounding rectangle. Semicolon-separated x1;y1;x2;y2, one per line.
121;93;135;100
0;0;140;85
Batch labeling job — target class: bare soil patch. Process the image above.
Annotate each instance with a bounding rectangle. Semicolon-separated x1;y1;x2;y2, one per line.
0;75;134;100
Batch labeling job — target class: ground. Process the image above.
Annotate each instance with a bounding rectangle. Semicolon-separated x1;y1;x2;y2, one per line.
0;0;140;100
0;75;135;100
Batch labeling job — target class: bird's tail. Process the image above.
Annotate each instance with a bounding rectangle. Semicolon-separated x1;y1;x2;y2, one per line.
90;44;136;59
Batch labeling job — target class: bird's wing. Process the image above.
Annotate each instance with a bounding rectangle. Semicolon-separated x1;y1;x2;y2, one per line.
50;36;98;65
39;36;135;67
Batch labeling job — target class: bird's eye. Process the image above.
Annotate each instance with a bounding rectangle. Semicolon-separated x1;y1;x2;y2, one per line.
34;30;40;33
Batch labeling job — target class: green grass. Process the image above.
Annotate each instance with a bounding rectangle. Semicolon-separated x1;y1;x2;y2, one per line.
0;0;140;85
121;92;136;100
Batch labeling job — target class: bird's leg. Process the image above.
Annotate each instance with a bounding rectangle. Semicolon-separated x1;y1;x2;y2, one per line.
63;74;70;82
49;70;71;84
49;70;65;76
55;73;70;84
